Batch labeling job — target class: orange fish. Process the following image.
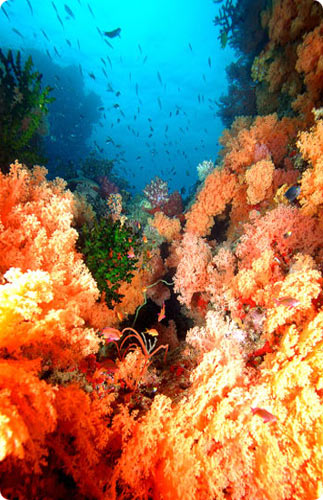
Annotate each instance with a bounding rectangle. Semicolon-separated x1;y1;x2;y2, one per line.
146;250;152;259
127;247;135;258
144;328;159;337
101;327;121;342
274;297;300;308
116;311;124;322
158;302;166;322
251;407;277;423
142;235;148;243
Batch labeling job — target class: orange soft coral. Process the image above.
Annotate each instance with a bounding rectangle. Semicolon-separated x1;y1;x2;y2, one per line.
297;117;323;221
108;306;323;500
173;232;212;308
293;22;323;119
185;169;237;236
0;162;102;367
149;211;181;242
245;159;275;205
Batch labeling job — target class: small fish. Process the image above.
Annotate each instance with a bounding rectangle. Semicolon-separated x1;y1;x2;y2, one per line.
251;407;277;423
116;311;124;322
88;72;96;80
127;247;136;259
1;5;10;20
158;303;166;322
56;13;64;29
41;29;50;41
284;185;300;202
144;328;159;337
188;42;193;51
157;97;162;109
142;234;148;243
64;4;75;18
101;327;122;342
143;55;148;64
104;27;121;38
26;0;33;15
51;1;58;14
138;43;142;54
157;71;163;85
66;38;72;47
135;83;139;96
107;56;112;69
12;27;24;38
115;91;121;97
274;297;300;308
208;56;211;68
87;3;95;18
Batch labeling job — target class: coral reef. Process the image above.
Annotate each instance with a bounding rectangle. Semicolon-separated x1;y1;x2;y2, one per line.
1;3;323;499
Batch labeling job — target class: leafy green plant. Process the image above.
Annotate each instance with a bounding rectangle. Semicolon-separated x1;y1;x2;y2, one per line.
79;217;140;308
0;49;55;172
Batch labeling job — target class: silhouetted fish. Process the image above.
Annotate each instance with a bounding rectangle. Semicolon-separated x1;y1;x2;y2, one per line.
41;29;50;41
56;13;64;29
87;3;95;18
12;28;24;38
26;0;33;15
188;43;193;51
157;71;162;85
104;28;121;38
1;6;10;21
208;56;211;68
64;4;75;18
51;1;58;14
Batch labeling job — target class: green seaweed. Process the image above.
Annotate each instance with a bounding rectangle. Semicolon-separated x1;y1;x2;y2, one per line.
0;49;55;172
79;216;141;308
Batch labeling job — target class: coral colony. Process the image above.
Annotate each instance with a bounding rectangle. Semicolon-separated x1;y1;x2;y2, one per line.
0;0;323;499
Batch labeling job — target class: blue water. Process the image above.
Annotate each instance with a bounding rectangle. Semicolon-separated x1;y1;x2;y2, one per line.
0;0;234;195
